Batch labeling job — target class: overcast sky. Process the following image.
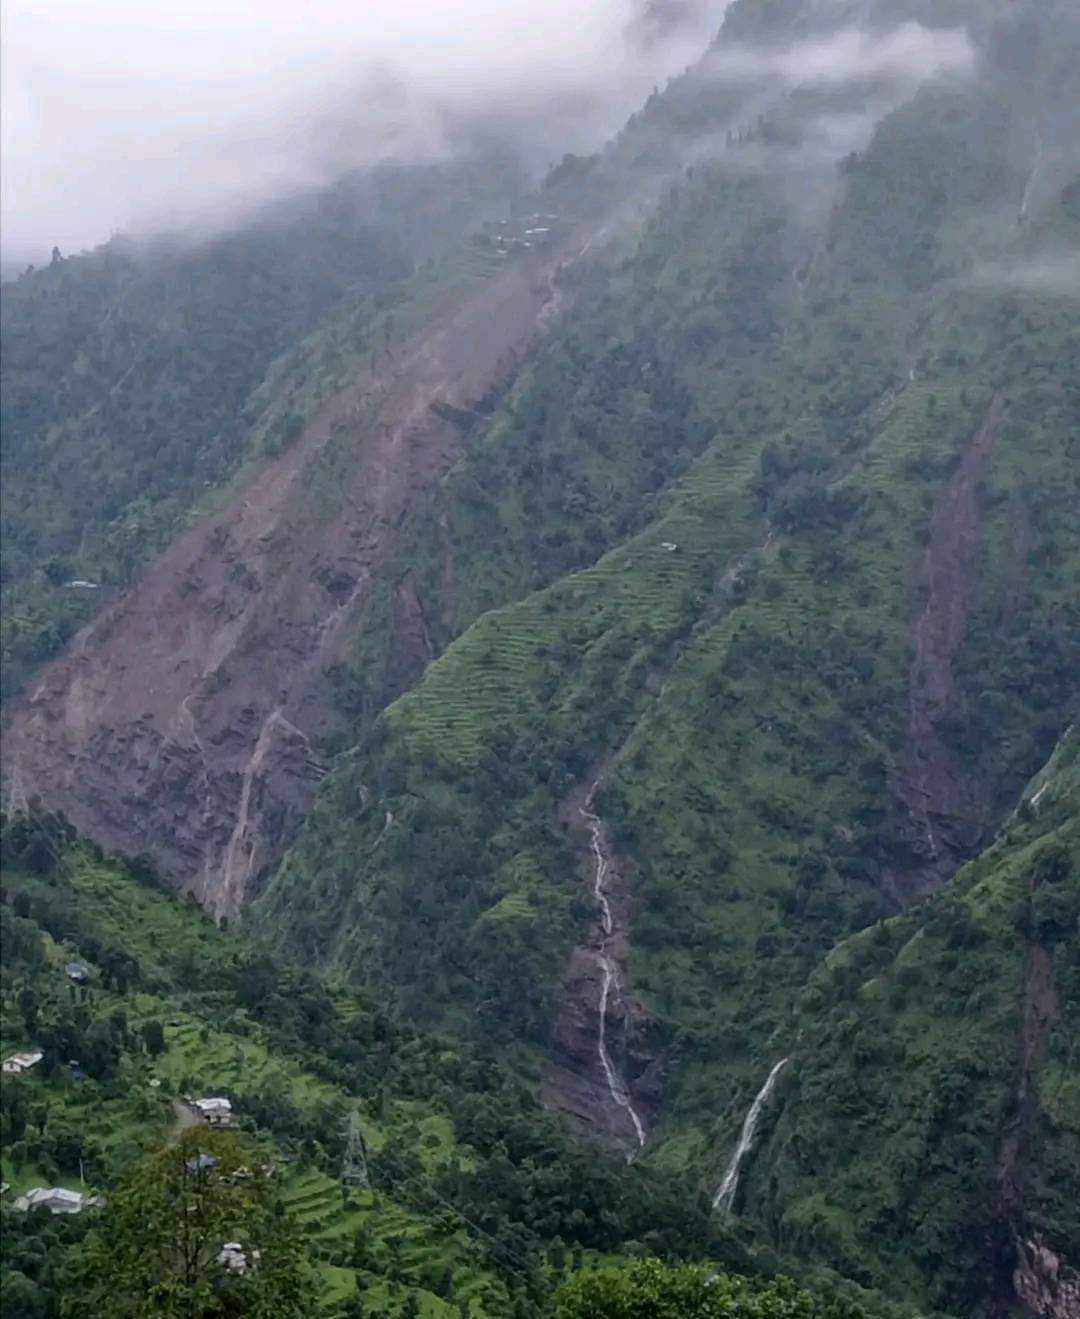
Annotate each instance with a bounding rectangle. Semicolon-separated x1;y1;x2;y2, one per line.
1;0;721;262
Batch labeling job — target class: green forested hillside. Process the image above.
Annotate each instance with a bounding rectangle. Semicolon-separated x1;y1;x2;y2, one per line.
252;2;1079;1310
748;730;1080;1313
260;0;1079;1093
0;157;524;699
2;0;1078;1313
1;816;749;1318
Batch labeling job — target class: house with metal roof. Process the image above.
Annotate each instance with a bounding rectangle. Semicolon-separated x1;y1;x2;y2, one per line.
192;1096;233;1127
12;1187;103;1214
3;1049;43;1075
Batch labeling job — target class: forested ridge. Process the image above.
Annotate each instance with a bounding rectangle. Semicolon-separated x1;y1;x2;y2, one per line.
2;0;1078;1313
0;156;525;699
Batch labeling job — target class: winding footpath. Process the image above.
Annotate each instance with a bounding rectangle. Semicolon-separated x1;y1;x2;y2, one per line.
580;779;648;1151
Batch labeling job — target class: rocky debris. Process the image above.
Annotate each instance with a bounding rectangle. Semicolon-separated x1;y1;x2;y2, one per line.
385;577;436;699
1013;1237;1080;1319
2;240;584;919
542;776;661;1153
991;858;1062;1316
887;394;1004;900
544;948;661;1152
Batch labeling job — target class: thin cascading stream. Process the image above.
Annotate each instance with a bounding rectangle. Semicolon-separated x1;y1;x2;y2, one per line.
580;780;647;1150
712;1057;789;1215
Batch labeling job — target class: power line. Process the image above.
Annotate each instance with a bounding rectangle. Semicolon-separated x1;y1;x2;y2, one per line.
367;1143;541;1289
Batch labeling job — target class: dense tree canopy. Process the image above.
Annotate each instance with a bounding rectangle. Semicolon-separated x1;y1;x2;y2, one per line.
66;1130;312;1318
553;1262;859;1319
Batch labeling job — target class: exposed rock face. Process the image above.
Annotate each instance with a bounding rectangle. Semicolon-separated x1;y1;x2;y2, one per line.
542;776;661;1153
2;242;583;917
887;394;1004;899
1014;1237;1080;1319
991;856;1064;1318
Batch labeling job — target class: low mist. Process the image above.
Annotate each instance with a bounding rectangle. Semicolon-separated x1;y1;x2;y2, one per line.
1;0;723;263
704;21;975;85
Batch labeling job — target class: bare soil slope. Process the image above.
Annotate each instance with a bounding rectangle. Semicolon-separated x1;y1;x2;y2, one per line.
3;242;583;917
887;394;1003;898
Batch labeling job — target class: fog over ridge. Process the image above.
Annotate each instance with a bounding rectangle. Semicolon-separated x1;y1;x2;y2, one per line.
3;3;983;266
1;0;723;262
704;21;975;84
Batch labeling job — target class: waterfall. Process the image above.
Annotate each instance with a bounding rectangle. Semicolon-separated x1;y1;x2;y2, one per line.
596;954;647;1149
712;1058;789;1215
580;781;647;1150
1019;137;1044;222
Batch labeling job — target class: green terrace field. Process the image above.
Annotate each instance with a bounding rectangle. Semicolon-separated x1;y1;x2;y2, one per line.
2;827;734;1316
0;838;521;1315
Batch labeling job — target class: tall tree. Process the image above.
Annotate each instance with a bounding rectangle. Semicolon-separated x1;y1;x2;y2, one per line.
65;1130;312;1318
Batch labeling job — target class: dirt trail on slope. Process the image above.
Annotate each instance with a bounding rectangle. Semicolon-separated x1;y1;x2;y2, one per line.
886;393;1003;900
2;240;585;918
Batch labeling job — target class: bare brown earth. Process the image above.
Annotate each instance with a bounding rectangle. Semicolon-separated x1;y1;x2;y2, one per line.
2;239;586;918
542;772;662;1152
886;393;1004;900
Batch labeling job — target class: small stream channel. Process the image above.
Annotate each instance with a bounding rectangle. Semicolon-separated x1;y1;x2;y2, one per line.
580;779;647;1152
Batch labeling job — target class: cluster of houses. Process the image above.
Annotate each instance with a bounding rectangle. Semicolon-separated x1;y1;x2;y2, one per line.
479;211;562;257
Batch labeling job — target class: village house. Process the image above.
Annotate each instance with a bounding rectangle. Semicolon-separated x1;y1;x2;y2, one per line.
192;1096;233;1127
3;1049;43;1075
65;960;91;983
13;1187;103;1215
218;1241;260;1275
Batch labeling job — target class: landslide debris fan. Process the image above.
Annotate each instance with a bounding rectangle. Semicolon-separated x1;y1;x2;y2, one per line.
2;0;1079;1314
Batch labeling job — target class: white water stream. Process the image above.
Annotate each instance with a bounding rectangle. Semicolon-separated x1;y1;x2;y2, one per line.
580;781;647;1151
1018;136;1044;223
712;1057;789;1214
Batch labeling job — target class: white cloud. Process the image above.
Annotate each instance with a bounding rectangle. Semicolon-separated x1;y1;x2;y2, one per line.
706;22;975;86
1;0;724;260
969;254;1080;297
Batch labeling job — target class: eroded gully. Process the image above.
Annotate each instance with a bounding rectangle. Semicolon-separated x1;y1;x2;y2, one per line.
580;779;647;1152
543;530;781;1152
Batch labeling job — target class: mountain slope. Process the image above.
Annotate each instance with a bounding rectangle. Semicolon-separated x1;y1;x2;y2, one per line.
2;0;1078;1313
1;818;742;1317
741;729;1079;1316
257;4;1078;1080
0;158;525;701
2;224;586;916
